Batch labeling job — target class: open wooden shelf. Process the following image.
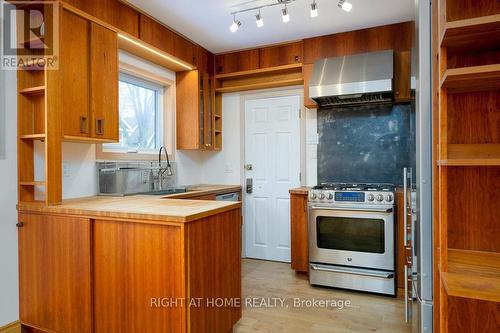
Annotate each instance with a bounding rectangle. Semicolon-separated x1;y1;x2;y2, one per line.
20;85;46;95
441;14;500;52
215;78;303;93
440;64;500;93
215;63;302;80
19;181;46;186
19;134;46;140
439;144;500;166
441;249;500;302
18;58;46;69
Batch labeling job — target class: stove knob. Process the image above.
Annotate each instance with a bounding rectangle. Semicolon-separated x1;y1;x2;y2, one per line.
326;193;333;200
318;193;325;200
310;193;317;200
376;194;384;202
385;194;394;202
367;194;375;202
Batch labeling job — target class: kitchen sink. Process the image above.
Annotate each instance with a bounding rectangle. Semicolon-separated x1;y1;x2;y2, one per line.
140;188;187;196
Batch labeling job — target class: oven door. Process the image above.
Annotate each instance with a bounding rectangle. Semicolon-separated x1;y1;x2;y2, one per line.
309;206;394;271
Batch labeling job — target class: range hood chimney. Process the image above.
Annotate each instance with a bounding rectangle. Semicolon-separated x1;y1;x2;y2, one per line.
309;50;394;107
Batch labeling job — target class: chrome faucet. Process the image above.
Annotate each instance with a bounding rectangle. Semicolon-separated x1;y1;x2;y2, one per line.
158;146;173;190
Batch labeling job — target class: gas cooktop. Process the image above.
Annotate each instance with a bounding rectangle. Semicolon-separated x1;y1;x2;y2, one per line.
309;183;395;204
313;183;394;192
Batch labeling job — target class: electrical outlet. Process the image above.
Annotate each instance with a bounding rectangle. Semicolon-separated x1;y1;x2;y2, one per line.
62;162;70;178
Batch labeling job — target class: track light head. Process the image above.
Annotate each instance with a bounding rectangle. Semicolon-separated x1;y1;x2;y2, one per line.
230;15;241;32
256;12;264;28
310;1;318;18
281;6;290;23
338;0;352;12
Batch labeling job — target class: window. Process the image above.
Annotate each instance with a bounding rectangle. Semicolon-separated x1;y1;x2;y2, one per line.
103;73;164;153
97;56;176;161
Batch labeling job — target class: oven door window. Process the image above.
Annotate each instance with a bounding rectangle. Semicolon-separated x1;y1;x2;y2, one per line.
316;216;385;253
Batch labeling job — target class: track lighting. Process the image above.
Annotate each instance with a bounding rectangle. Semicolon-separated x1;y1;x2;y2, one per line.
230;15;241;32
256;11;264;28
281;5;290;23
338;0;352;12
310;1;318;18
229;0;351;32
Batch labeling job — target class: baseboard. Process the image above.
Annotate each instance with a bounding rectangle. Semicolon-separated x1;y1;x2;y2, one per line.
0;321;21;333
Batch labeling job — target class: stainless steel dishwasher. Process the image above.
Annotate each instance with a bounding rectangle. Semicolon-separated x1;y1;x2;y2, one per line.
215;192;240;201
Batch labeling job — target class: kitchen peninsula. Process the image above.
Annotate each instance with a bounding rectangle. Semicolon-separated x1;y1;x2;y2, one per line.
17;196;242;333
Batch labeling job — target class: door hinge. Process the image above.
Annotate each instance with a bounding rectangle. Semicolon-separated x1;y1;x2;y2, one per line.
16;222;24;228
299;172;302;182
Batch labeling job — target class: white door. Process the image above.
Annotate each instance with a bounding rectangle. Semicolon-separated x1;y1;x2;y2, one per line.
244;95;301;262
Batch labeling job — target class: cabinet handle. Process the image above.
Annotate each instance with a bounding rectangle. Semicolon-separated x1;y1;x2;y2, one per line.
294;55;300;62
79;116;88;134
16;222;24;228
95;119;104;136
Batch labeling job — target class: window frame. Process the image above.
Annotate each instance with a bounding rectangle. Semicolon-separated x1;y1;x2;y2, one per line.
96;61;175;161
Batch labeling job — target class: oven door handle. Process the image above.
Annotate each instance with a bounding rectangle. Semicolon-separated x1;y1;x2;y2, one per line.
310;206;393;213
310;264;394;279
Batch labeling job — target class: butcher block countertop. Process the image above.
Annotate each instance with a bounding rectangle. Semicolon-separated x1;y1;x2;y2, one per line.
165;184;242;199
289;187;311;195
17;195;241;223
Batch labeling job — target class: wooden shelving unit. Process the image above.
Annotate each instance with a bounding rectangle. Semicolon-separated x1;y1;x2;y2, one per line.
17;3;62;206
435;1;500;332
214;93;222;150
440;64;500;93
440;14;500;51
214;63;303;93
441;249;500;303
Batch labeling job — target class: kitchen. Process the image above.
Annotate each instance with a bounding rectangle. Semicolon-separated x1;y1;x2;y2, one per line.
0;0;499;333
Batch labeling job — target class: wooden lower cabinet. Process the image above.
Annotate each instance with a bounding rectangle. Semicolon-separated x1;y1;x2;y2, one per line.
290;192;309;273
18;213;92;332
18;209;242;333
93;220;185;332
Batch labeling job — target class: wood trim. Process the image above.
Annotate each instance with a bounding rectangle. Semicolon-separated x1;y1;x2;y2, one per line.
0;321;21;333
95;61;176;161
61;1;119;33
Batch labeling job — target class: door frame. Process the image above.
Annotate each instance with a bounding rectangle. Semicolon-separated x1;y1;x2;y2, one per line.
239;86;306;258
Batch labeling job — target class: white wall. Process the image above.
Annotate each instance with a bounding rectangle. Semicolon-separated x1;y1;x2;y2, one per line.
0;68;20;325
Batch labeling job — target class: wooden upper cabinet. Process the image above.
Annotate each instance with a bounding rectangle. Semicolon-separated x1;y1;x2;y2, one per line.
303;22;412;64
61;8;119;142
176;70;215;150
139;14;174;55
290;192;309;273
215;49;260;74
394;51;411;103
90;23;119;141
173;34;196;66
259;42;303;68
61;9;90;138
65;0;139;37
18;213;92;332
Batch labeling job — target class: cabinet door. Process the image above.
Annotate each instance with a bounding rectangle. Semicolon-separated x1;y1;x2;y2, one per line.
139;14;174;55
61;9;90;138
18;213;92;332
259;42;303;68
93;220;185;333
215;49;260;74
90;22;119;141
176;70;201;150
290;193;309;273
394;51;411;102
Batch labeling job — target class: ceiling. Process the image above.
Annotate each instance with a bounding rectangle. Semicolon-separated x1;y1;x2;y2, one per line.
124;0;415;54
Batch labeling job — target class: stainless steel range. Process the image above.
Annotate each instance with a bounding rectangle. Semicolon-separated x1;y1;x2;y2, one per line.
308;183;396;296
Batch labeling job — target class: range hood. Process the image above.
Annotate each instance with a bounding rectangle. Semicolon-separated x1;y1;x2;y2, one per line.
309;50;394;107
